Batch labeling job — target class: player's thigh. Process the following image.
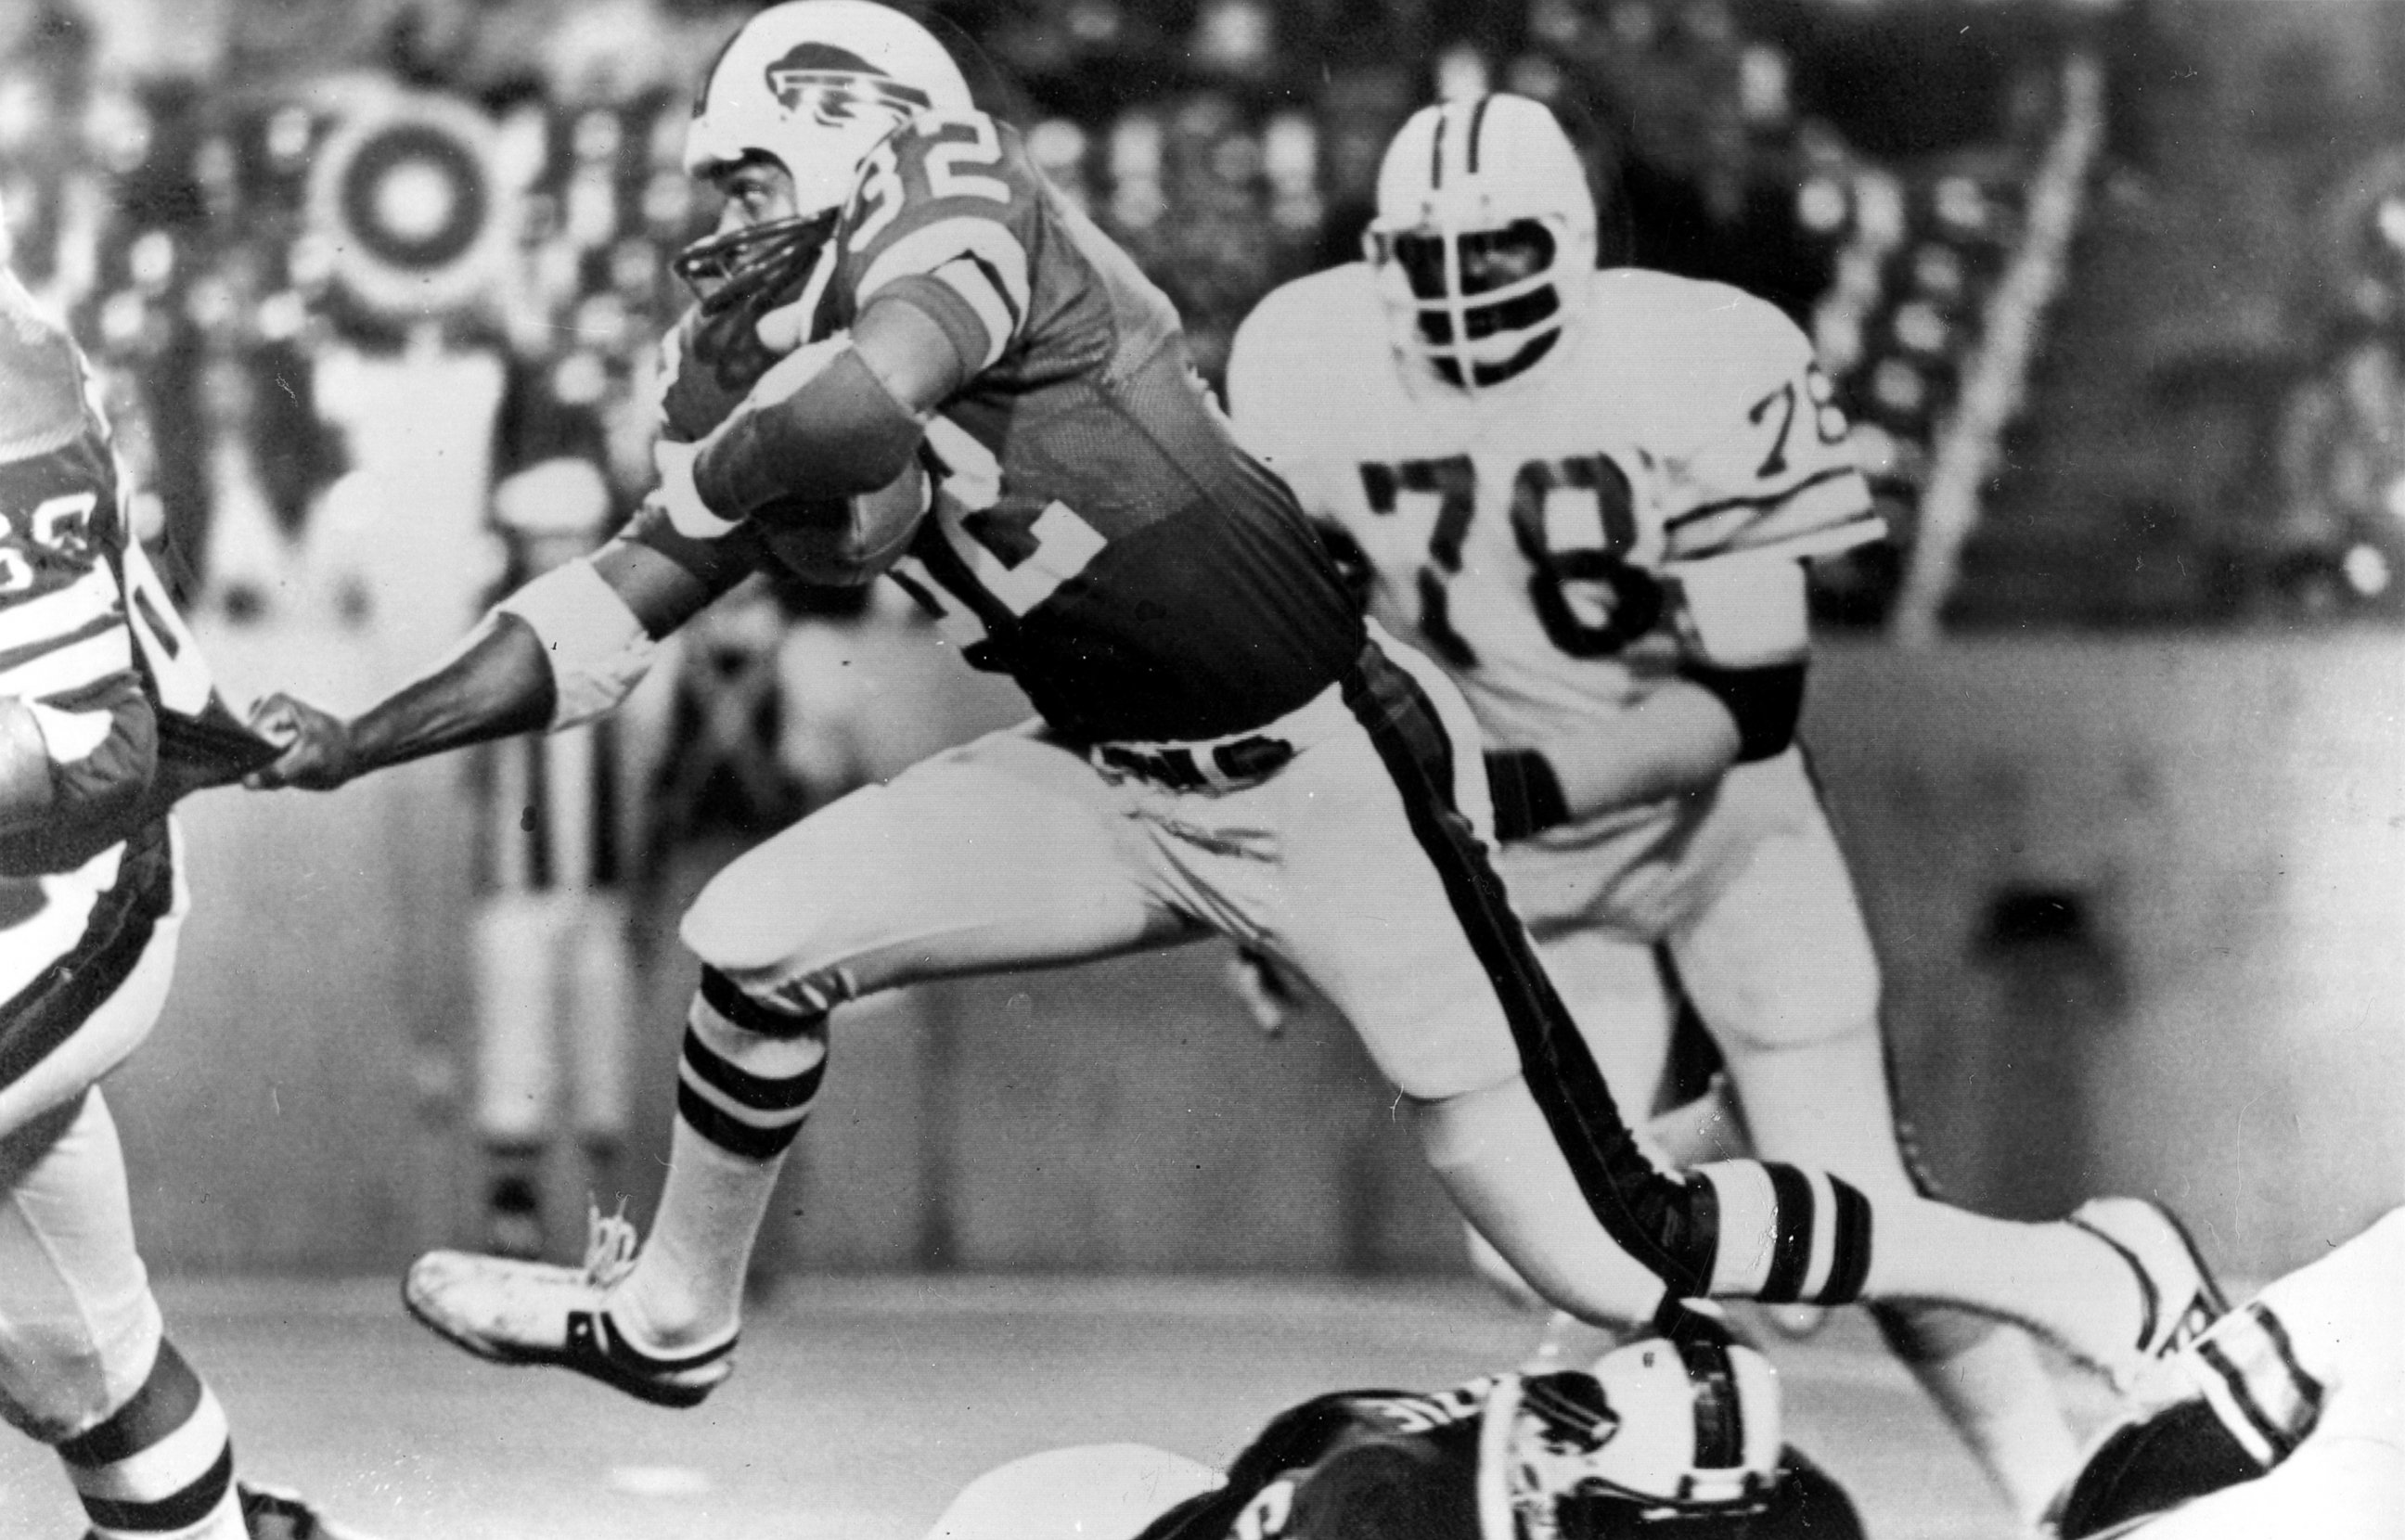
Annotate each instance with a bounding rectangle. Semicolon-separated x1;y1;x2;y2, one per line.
1533;926;1676;1116
683;723;1186;1005
1669;758;1908;1188
0;1091;162;1442
1268;649;1553;1102
0;901;185;1144
1670;754;1880;1055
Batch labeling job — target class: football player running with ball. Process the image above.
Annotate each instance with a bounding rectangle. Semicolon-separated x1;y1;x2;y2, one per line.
251;2;2214;1421
1227;93;2090;1524
0;254;370;1537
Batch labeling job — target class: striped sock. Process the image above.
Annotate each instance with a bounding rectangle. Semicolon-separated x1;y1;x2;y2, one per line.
1689;1160;1875;1307
619;969;828;1347
58;1340;244;1540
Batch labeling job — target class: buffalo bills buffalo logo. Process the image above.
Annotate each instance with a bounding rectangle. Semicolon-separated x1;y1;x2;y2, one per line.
763;43;932;127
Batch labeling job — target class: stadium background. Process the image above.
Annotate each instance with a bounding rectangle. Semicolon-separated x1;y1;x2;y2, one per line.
0;0;2399;1296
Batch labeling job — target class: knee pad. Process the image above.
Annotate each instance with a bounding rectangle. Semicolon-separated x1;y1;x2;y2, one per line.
0;1288;164;1444
1688;1161;1873;1307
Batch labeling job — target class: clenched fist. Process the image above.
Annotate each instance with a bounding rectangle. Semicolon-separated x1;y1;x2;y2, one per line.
244;693;359;791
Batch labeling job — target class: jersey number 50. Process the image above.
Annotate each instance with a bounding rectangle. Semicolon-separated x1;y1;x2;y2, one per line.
1358;453;1662;669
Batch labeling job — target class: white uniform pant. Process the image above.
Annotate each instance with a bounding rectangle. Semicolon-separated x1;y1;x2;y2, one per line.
1498;749;1900;1197
0;836;185;1443
0;1091;166;1444
682;633;1728;1296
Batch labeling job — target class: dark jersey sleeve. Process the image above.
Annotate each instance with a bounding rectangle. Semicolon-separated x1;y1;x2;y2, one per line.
830;109;1035;379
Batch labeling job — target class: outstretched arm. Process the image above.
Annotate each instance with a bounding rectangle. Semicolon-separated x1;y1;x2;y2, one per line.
249;534;735;791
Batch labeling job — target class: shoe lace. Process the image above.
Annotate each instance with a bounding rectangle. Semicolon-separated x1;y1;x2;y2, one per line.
582;1200;641;1289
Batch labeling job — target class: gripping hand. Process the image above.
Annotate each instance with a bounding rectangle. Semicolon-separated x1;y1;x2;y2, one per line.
245;693;359;791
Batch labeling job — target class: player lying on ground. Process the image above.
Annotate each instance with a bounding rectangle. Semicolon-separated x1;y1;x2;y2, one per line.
2042;1203;2403;1538
249;0;2216;1418
922;1317;1863;1540
0;246;371;1539
1226;91;2082;1524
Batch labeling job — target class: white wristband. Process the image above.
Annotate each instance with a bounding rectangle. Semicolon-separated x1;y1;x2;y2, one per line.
496;558;660;731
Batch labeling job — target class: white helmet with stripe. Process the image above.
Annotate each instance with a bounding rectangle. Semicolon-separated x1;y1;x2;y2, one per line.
685;0;972;209
1367;93;1597;392
1484;1329;1784;1539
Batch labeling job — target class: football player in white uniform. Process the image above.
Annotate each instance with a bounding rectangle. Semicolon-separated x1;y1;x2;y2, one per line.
0;250;372;1538
2044;1204;2404;1538
1228;93;2080;1524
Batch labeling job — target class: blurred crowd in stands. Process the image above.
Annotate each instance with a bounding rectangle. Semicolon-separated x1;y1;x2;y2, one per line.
11;0;2357;638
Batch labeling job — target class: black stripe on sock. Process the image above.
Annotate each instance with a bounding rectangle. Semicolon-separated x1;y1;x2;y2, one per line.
698;967;818;1040
1819;1175;1873;1306
2198;1337;2300;1462
681;1025;825;1113
77;1444;233;1534
676;1081;806;1161
57;1339;202;1469
1756;1163;1815;1303
1339;647;1710;1295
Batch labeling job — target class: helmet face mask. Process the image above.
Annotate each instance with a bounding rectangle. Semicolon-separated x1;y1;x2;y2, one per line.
674;202;839;311
1367;94;1598;393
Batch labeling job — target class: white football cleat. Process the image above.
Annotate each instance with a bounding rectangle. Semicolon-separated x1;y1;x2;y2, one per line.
2066;1197;2230;1394
402;1206;736;1409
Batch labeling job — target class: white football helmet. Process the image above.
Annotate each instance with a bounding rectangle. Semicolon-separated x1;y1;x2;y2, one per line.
1366;93;1597;392
1484;1332;1784;1539
675;1;972;301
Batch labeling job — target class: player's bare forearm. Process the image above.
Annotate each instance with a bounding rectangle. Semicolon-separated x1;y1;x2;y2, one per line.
1550;680;1742;814
250;539;725;792
250;612;554;791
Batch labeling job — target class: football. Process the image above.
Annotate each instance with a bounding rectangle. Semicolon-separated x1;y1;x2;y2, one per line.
755;452;929;586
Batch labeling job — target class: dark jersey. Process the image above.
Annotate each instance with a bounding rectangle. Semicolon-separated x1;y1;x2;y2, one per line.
641;111;1364;746
1136;1377;1861;1540
0;305;262;1089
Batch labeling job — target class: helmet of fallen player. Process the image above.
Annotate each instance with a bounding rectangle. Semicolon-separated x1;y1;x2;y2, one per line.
1366;93;1598;393
673;0;973;309
1485;1336;1865;1540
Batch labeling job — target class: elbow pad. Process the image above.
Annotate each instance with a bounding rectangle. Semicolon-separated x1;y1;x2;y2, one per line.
1484;747;1572;842
496;558;661;730
696;344;925;519
1679;660;1807;764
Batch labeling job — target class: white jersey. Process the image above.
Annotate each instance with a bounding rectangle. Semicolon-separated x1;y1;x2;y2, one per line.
1228;263;1880;755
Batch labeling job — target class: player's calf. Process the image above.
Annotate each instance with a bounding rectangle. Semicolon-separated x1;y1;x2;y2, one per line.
55;1339;246;1540
1685;1160;1875;1308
